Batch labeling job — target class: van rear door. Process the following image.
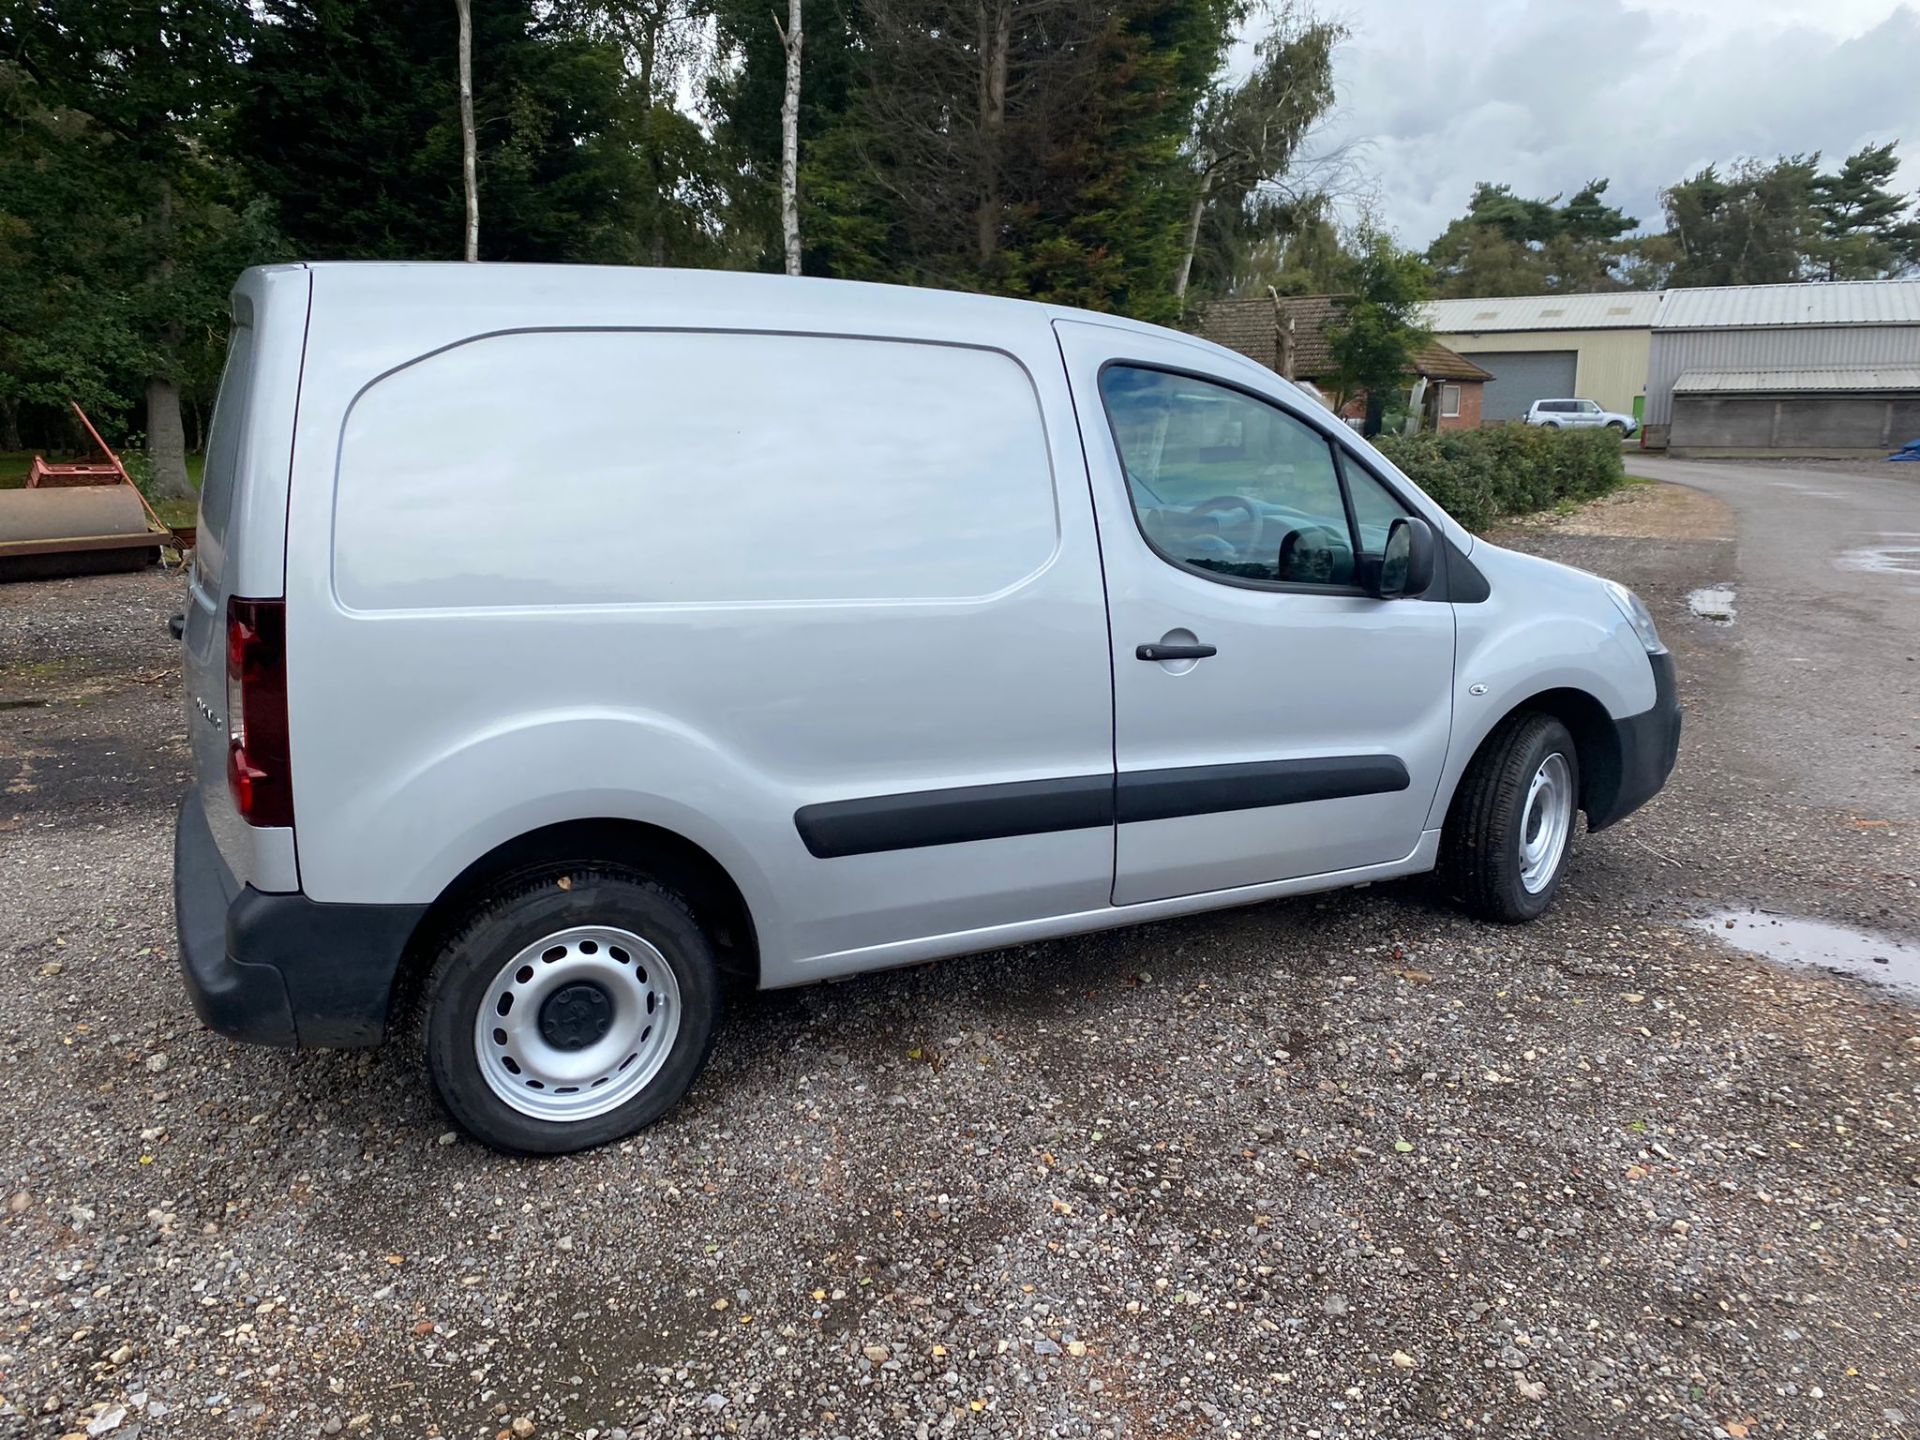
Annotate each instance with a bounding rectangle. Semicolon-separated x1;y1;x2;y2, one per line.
179;266;311;895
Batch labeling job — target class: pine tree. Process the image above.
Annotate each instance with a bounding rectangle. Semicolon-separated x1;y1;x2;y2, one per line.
1809;142;1915;279
1661;157;1819;287
1424;180;1639;297
795;0;1235;322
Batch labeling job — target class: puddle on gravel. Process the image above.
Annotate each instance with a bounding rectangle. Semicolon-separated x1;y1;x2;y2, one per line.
1695;909;1920;998
1838;538;1920;576
1687;585;1737;624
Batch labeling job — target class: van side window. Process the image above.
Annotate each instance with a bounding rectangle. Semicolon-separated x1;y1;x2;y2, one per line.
333;331;1059;610
1099;365;1363;588
1341;457;1412;554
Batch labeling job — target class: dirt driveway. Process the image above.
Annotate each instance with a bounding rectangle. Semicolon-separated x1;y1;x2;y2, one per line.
1;466;1915;1440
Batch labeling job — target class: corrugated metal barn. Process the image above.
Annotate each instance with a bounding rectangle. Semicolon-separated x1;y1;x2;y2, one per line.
1647;281;1920;455
1426;292;1658;422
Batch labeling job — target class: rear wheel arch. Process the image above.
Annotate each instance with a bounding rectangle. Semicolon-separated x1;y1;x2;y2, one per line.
392;818;760;1025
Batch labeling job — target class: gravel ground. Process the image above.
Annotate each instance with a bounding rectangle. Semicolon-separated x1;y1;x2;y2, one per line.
1;480;1915;1440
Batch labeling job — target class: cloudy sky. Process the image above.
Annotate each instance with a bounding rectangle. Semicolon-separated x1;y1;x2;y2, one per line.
1301;0;1920;246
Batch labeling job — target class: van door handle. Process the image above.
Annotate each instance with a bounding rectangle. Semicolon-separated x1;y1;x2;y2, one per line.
1136;641;1217;662
168;613;186;641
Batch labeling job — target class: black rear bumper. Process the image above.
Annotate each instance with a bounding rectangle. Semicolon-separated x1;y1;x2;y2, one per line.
1584;651;1682;832
173;790;427;1048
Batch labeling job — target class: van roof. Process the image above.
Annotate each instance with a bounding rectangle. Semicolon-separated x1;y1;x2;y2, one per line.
273;260;1247;366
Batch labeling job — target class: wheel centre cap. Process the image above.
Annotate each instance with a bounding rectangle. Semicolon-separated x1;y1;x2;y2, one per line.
537;981;615;1051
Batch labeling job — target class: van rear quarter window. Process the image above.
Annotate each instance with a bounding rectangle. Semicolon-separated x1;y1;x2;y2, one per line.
198;322;256;552
331;330;1059;610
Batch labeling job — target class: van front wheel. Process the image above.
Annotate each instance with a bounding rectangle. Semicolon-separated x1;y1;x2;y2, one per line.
424;869;719;1154
1439;713;1580;923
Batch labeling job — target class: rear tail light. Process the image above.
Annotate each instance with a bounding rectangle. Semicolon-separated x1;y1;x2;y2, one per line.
225;597;293;827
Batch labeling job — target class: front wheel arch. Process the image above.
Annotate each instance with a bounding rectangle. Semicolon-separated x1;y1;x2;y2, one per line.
1447;688;1622;828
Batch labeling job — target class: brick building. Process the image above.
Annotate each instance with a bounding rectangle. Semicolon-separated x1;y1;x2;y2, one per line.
1198;294;1491;431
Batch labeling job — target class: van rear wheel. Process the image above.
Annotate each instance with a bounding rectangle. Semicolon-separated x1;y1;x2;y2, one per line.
1439;713;1580;923
424;869;718;1154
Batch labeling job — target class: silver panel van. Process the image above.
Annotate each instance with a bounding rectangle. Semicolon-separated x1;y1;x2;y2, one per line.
174;264;1680;1152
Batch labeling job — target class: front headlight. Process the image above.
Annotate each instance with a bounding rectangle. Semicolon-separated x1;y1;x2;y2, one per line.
1603;580;1666;654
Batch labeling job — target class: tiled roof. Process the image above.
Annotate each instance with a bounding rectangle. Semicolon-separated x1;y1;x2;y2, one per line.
1411;341;1493;381
1200;295;1490;382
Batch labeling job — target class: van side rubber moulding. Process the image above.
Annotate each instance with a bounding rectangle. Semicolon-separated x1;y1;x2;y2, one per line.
174;790;427;1048
795;754;1411;858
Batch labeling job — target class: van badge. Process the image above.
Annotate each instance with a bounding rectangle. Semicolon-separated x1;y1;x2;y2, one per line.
194;696;220;728
1468;683;1488;697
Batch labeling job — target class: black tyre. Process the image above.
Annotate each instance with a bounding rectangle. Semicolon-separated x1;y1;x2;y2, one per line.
1439;713;1580;923
1605;420;1627;434
425;868;719;1154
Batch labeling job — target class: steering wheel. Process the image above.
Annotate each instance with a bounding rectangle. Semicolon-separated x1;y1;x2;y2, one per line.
1277;524;1350;585
1188;494;1268;564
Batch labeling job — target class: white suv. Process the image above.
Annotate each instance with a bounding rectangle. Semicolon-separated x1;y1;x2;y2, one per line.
174;264;1681;1152
1526;398;1637;435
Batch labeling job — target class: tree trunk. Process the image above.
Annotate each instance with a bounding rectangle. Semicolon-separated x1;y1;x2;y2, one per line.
1268;287;1296;380
1172;172;1211;307
1362;391;1385;439
973;0;1010;266
637;7;665;265
777;0;804;277
0;396;21;453
456;0;479;262
146;376;193;501
141;167;192;502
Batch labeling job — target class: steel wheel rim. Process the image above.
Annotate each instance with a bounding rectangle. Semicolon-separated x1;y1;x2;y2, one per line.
1518;752;1574;894
473;925;681;1123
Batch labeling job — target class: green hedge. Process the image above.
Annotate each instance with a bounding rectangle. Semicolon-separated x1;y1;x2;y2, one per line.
1371;424;1625;533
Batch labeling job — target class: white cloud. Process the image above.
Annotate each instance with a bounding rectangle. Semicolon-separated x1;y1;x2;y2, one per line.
1300;0;1920;246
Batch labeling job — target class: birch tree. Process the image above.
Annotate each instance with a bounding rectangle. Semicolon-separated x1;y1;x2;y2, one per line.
775;0;803;275
1173;5;1342;307
456;0;479;260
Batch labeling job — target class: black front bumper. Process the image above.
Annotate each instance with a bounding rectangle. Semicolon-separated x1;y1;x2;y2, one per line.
173;790;427;1048
1585;650;1682;832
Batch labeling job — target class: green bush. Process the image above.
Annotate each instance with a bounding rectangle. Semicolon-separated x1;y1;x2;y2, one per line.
1371;424;1625;533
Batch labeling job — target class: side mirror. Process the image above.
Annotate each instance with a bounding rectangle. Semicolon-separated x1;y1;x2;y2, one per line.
1373;516;1436;599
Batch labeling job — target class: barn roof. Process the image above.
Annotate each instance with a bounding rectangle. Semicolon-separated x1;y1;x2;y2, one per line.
1424;292;1662;332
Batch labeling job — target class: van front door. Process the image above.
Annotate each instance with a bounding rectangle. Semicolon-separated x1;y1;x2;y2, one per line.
1055;320;1455;905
